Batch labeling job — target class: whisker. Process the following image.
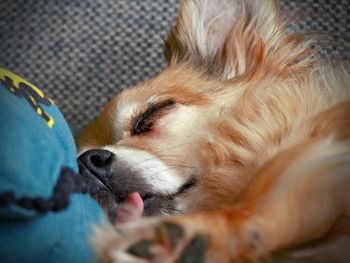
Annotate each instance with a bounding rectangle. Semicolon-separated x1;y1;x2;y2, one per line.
138;152;194;165
139;157;195;168
151;142;193;155
137;142;194;163
161;165;196;173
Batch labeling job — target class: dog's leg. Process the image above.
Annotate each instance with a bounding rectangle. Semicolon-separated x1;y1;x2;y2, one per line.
220;137;350;261
93;138;350;263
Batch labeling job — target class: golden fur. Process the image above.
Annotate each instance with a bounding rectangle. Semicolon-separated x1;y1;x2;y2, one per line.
77;0;350;262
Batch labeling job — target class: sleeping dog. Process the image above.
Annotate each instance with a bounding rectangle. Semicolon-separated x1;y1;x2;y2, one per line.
77;0;350;262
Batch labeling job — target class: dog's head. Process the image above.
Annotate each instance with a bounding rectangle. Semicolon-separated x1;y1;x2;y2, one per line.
77;0;314;222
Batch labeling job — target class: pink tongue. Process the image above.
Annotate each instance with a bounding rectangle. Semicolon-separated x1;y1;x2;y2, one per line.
115;192;144;225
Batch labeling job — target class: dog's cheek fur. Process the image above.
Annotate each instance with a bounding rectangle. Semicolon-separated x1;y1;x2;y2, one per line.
157;0;348;214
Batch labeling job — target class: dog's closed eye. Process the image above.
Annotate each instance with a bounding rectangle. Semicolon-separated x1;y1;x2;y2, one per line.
132;99;176;135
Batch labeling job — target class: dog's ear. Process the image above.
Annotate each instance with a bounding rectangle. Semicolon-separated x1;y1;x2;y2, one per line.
165;0;312;79
164;0;245;61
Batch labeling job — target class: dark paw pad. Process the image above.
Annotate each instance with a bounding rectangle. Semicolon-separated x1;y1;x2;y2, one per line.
248;229;261;250
156;222;184;247
127;239;155;260
176;234;209;263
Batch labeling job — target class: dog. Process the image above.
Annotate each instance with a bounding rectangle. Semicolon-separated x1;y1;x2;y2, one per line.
77;0;350;262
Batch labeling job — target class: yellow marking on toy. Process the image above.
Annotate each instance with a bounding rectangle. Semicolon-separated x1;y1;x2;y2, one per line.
29;96;37;105
47;118;55;128
0;68;55;128
0;68;45;97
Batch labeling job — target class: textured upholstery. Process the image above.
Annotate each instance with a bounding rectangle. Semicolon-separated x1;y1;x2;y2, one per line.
0;0;349;129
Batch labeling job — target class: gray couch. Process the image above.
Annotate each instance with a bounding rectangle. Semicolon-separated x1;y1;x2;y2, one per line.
0;0;349;129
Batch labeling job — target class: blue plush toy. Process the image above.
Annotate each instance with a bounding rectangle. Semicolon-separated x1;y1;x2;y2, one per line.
0;68;107;263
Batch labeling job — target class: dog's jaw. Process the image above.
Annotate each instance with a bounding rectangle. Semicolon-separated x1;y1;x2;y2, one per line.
85;145;197;220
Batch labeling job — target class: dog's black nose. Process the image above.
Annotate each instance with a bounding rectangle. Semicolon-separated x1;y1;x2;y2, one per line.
78;149;114;177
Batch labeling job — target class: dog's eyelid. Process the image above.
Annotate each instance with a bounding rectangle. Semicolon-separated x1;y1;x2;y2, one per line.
132;99;176;135
176;178;197;195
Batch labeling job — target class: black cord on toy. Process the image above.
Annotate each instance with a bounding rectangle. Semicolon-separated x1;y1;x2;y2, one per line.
0;166;91;213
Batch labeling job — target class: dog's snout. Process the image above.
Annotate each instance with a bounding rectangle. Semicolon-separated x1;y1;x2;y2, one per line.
78;149;114;177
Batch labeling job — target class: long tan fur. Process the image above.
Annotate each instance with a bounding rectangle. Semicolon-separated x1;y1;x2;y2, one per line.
77;0;350;262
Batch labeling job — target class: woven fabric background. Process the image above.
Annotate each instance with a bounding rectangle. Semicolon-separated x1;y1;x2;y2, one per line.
0;0;349;129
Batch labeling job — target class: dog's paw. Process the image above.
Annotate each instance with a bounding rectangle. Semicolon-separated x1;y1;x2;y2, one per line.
126;221;209;263
93;215;218;263
93;214;268;263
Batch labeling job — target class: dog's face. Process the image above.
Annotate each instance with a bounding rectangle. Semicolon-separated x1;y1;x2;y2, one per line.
77;67;234;220
77;0;313;222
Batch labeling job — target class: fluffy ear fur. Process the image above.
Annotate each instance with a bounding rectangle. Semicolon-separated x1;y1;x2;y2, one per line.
165;0;243;59
165;0;314;79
